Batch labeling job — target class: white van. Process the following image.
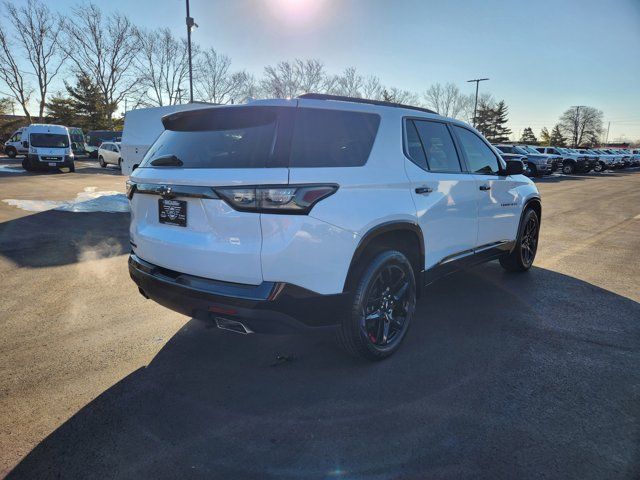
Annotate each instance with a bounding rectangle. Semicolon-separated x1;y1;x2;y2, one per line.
21;124;75;173
3;127;28;158
120;103;213;176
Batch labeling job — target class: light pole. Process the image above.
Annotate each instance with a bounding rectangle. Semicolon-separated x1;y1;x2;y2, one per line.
467;78;489;127
185;0;198;103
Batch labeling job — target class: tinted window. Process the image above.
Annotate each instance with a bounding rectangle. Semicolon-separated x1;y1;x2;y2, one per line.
290;108;380;167
497;145;514;153
454;126;500;175
413;120;461;172
405;120;428;169
29;133;69;148
141;107;281;169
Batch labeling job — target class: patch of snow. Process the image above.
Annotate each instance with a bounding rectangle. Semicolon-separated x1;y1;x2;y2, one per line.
0;164;25;174
3;187;129;213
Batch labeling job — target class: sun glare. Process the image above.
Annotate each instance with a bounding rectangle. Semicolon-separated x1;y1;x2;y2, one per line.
267;0;328;25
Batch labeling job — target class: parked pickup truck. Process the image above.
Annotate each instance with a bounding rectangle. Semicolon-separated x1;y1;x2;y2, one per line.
535;147;592;174
494;144;554;177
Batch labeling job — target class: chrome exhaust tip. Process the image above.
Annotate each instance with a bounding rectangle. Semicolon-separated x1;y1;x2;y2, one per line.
215;317;253;335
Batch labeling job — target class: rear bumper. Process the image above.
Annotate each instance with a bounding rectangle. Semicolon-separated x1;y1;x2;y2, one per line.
128;254;348;334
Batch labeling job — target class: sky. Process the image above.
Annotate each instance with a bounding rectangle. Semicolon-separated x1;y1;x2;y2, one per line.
8;0;640;141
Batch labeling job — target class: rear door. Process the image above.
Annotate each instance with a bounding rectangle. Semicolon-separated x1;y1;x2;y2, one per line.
129;103;294;285
403;119;479;268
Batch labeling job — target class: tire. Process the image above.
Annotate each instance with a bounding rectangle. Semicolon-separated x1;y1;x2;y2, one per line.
525;163;536;177
6;147;17;158
68;162;75;173
562;162;575;175
594;162;604;173
21;157;33;172
336;250;417;360
500;208;540;273
98;156;106;168
118;158;122;171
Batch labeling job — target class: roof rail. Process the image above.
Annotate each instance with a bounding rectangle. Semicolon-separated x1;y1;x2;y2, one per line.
297;93;438;115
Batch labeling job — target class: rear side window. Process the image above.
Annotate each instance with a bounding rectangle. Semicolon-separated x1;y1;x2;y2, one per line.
289;108;380;167
454;126;501;175
411;120;461;172
405;120;428;169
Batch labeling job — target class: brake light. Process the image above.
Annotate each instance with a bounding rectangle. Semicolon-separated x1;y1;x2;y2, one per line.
215;185;338;214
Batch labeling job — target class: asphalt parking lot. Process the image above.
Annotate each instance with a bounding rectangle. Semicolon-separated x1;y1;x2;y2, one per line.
1;156;639;479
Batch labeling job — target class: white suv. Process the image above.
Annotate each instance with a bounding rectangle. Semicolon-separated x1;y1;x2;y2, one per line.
128;94;541;360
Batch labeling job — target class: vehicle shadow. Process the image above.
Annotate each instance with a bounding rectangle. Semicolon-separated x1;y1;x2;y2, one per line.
0;209;130;268
7;264;640;479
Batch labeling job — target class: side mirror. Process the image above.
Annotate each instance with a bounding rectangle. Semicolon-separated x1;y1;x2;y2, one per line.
22;141;29;148
504;159;524;176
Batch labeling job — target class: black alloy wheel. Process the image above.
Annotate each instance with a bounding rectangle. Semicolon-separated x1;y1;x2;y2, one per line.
362;263;413;348
337;251;416;360
520;214;539;268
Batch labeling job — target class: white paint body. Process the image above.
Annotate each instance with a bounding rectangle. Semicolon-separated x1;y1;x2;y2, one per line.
98;142;122;167
129;99;540;295
120;103;214;176
22;124;73;164
3;127;27;155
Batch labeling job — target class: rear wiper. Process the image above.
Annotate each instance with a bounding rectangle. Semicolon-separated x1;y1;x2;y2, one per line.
150;155;183;167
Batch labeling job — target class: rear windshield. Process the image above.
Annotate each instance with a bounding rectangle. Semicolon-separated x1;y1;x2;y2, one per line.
139;106;380;169
29;133;69;148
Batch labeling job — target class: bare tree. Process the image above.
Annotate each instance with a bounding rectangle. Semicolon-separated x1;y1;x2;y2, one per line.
261;59;331;98
558;106;604;147
362;75;383;100
423;82;470;118
195;48;250;104
61;4;140;127
136;28;190;106
382;87;419;105
0;24;32;122
331;67;365;97
3;0;66;122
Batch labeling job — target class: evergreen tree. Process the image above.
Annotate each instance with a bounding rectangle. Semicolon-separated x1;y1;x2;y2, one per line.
520;127;538;144
46;96;77;125
0;97;13;115
549;124;566;146
477;99;511;143
65;73;115;129
46;73;115;130
539;127;551;146
474;99;495;139
490;101;512;143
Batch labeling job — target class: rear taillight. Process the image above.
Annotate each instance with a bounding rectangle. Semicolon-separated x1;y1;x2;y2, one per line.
215;185;338;214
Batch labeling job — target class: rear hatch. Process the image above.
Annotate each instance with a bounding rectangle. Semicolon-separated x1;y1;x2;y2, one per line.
129;102;294;285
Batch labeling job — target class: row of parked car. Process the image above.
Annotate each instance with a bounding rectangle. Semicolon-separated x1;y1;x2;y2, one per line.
494;144;640;177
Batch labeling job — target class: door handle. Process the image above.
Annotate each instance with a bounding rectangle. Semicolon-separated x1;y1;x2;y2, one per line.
415;186;433;195
479;184;491;191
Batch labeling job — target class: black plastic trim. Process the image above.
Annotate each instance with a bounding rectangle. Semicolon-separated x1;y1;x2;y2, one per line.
345;221;425;292
130;182;220;200
298;93;438;115
424;240;515;285
129;254;349;333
